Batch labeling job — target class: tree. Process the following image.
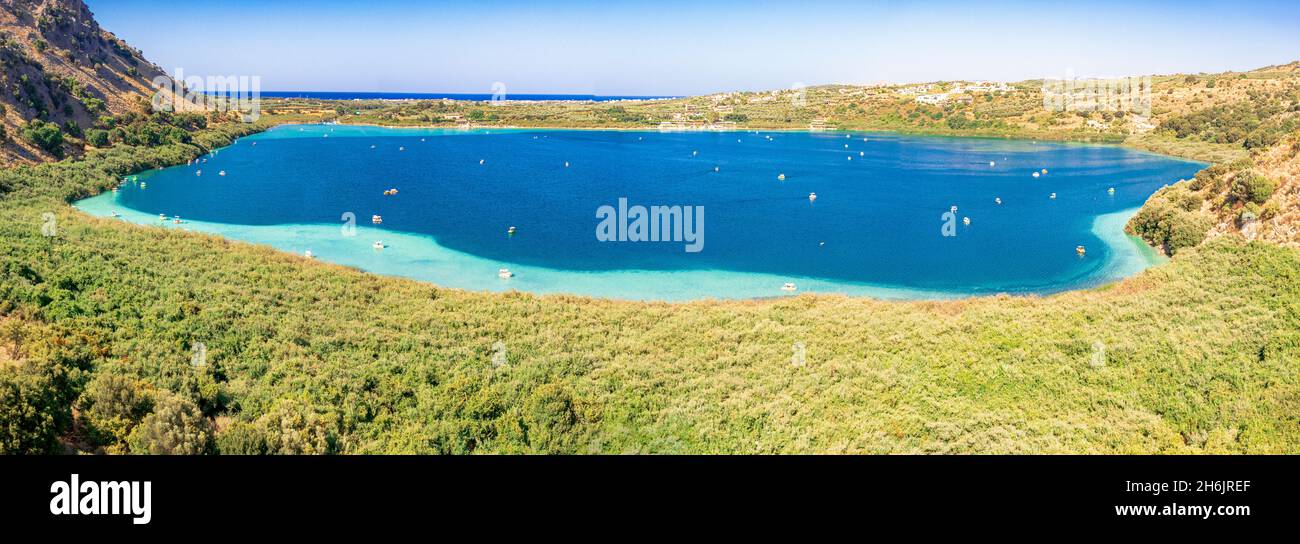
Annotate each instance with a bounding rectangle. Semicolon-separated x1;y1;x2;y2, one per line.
85;128;110;147
127;393;213;454
77;373;152;452
260;400;331;454
1;317;27;360
21;120;64;158
0;366;62;454
1231;172;1276;205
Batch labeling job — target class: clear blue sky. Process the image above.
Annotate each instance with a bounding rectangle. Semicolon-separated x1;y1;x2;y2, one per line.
86;0;1300;95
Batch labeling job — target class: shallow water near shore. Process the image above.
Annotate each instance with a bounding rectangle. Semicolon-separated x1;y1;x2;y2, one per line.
75;124;1199;301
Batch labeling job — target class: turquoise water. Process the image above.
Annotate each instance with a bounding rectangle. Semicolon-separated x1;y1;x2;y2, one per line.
75;124;1201;301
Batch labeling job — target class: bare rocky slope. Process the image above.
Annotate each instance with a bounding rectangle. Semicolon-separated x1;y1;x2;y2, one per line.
0;0;175;165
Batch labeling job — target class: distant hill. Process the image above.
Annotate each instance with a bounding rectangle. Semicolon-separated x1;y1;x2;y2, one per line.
0;0;177;165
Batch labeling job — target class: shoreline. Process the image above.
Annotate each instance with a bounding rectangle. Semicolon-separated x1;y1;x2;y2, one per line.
74;126;1177;303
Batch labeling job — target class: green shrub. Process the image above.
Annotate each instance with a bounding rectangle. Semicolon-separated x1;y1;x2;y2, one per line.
127;393;213;454
215;420;268;455
1231;172;1277;204
0;365;62;454
21;120;64;158
77;373;152;452
1126;187;1214;255
259;400;331;454
85;128;110;147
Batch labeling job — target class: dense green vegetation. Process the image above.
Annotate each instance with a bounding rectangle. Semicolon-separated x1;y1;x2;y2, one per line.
1159;98;1299;149
1;117;1298;454
1126;184;1213;255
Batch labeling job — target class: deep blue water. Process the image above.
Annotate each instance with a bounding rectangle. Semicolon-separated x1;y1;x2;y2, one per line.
236;91;676;102
104;125;1204;296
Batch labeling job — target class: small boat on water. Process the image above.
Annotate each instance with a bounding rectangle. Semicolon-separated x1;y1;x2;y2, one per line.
1108;187;1116;195
479;159;485;165
1076;245;1086;256
507;226;517;235
950;205;958;213
564;161;570;167
808;192;817;202
498;268;513;279
384;188;399;196
781;282;797;292
1032;172;1041;178
714;166;720;172
195;170;202;176
847;156;852;161
963;216;971;226
1050;192;1057;199
995;197;1002;205
218;170;226;176
159;213;166;220
373;241;385;250
372;215;383;225
110;211;121;218
778;173;786;181
139;182;147;189
304;250;313;259
399;147;405;151
1041;169;1048;175
989;161;996;167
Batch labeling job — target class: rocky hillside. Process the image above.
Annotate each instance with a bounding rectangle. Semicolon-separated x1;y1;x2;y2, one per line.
0;0;176;165
1127;133;1300;255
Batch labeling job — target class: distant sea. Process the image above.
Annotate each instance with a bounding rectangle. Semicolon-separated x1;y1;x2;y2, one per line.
244;91;677;102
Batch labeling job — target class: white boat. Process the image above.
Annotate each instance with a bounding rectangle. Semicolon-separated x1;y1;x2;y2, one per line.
1108;187;1116;194
963;216;971;226
1050;193;1057;199
372;215;383;224
304;250;314;258
372;241;385;250
778;173;786;181
808;193;817;202
1032;172;1040;178
479;159;485;165
781;282;797;292
995;197;1002;205
498;268;513;279
989;161;996;167
218;170;226;176
507;226;517;235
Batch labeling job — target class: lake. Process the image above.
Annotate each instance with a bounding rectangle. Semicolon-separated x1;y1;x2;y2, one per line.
75;124;1204;301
